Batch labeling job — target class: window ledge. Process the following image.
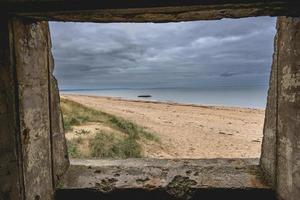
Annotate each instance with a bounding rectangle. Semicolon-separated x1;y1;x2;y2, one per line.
57;158;271;192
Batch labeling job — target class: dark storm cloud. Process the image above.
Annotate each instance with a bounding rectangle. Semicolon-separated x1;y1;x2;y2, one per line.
50;17;276;89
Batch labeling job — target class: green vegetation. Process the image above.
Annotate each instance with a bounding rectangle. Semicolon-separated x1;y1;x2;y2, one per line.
117;135;142;158
61;98;158;159
109;115;159;142
89;131;119;158
67;139;81;158
89;130;142;158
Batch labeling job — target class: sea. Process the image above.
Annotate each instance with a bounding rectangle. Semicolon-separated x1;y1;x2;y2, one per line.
61;86;268;109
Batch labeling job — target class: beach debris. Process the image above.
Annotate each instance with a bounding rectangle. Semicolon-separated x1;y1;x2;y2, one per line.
138;95;152;98
75;129;91;135
218;131;234;136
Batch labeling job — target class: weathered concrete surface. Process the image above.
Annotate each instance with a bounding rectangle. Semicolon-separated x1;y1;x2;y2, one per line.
260;23;278;187
1;18;69;200
0;17;24;200
275;17;300;200
11;19;54;200
48;24;70;187
1;1;300;22
58;159;271;198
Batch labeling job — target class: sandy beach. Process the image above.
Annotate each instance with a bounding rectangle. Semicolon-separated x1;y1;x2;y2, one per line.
62;94;265;159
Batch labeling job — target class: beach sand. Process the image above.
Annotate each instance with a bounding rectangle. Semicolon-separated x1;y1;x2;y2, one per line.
62;94;265;159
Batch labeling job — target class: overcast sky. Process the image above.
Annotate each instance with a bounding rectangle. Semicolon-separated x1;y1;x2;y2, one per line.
50;17;276;90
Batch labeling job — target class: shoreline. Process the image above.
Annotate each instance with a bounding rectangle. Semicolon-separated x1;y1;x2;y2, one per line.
60;93;265;111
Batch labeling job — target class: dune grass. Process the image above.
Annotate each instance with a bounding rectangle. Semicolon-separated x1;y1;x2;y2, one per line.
89;130;142;158
66;137;84;158
61;98;158;158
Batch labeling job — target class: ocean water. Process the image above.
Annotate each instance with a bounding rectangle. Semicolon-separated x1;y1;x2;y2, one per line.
61;87;268;109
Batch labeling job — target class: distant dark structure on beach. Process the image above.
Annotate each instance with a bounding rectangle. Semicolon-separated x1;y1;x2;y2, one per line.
138;95;152;98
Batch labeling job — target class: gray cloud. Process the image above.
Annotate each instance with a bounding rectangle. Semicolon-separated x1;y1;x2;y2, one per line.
220;72;243;77
50;17;276;89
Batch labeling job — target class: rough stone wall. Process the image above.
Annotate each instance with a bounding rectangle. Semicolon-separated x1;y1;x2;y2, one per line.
11;19;69;200
0;18;69;200
275;17;300;200
11;19;54;200
0;17;24;200
260;16;300;200
48;28;69;186
260;22;278;187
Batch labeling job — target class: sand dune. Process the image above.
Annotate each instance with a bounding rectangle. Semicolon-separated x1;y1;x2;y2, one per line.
62;94;265;159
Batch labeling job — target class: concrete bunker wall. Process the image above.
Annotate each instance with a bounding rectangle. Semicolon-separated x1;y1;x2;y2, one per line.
0;1;300;200
0;18;69;200
260;17;300;200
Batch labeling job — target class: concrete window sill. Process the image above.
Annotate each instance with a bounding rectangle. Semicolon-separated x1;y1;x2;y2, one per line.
56;158;276;200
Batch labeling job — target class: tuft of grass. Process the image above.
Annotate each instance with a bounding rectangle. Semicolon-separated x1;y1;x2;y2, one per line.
61;98;159;158
89;131;142;158
109;115;159;142
109;116;139;139
117;136;142;158
89;131;119;158
67;139;80;158
140;129;160;142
